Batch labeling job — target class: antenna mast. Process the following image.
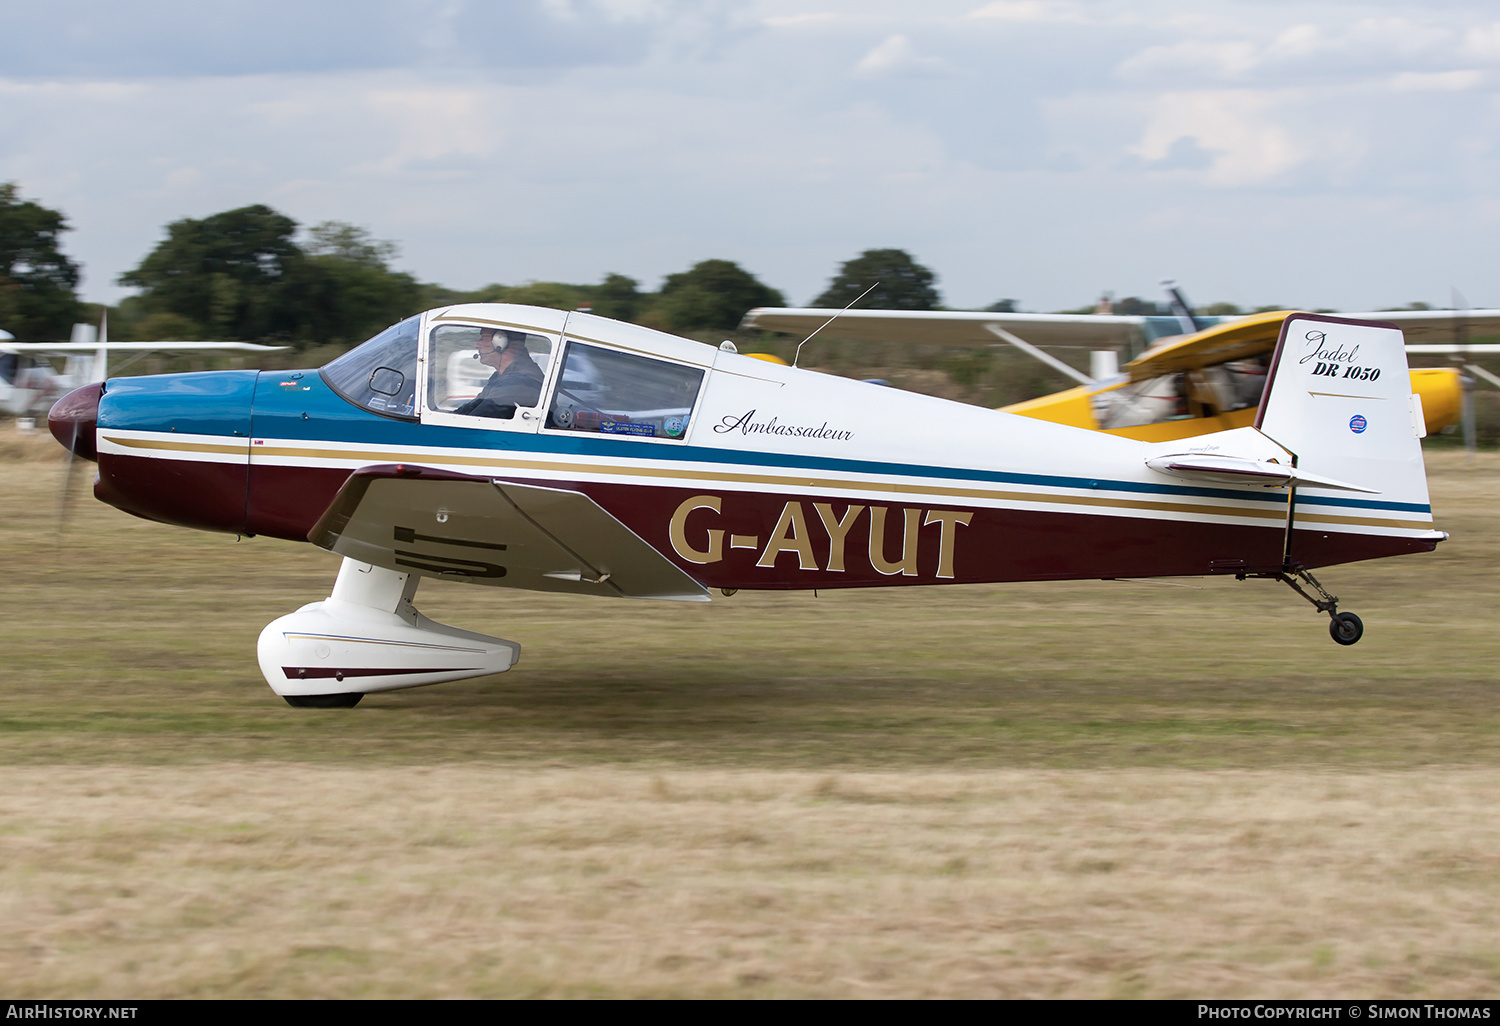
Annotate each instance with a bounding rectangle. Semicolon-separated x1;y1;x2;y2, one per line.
794;283;881;368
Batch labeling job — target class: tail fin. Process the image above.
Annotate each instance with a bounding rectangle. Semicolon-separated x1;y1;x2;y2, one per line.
1256;314;1439;560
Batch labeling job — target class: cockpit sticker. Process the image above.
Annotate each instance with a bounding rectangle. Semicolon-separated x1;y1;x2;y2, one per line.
601;419;655;437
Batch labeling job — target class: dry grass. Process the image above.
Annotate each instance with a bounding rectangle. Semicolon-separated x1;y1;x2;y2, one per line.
2;426;1500;996
3;766;1499;998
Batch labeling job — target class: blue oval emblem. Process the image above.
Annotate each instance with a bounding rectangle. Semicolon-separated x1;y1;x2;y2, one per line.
1350;415;1368;434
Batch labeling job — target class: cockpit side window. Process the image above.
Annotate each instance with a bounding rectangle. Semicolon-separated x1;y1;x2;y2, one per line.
546;341;704;440
321;315;420;420
426;324;554;420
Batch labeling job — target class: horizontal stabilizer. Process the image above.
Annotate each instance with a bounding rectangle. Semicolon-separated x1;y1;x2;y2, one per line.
1145;453;1378;493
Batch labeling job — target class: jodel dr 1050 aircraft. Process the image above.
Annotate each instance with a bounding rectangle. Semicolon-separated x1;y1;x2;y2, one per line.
49;304;1444;707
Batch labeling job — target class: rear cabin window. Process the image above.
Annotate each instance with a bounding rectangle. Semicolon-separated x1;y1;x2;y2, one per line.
321;315;420;420
426;324;554;420
546;341;703;440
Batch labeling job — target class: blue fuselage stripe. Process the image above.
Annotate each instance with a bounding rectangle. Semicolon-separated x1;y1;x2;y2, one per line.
112;369;1436;516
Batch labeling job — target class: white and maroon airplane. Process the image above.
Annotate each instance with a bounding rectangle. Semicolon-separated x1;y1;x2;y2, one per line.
48;305;1442;707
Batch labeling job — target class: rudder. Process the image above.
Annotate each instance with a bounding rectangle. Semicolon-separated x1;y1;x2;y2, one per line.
1256;313;1439;565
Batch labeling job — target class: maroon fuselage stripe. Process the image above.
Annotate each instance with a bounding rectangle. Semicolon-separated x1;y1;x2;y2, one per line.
99;453;1436;588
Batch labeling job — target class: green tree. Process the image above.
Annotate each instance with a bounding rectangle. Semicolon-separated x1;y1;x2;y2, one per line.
305;220;399;269
503;281;588;311
118;204;303;340
812;249;940;310
119;211;428;346
592;273;641;321
1112;297;1162;317
0;183;81;339
295;222;425;345
657;259;785;332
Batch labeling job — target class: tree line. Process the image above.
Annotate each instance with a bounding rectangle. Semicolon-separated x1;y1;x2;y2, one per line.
3;181;1285;348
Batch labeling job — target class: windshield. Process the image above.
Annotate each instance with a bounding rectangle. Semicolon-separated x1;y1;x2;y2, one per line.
320;315;420;420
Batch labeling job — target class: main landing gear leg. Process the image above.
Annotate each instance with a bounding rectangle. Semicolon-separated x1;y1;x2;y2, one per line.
1242;567;1363;646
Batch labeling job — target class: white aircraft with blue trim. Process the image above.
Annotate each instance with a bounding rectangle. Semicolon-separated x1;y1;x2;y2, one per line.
48;304;1444;707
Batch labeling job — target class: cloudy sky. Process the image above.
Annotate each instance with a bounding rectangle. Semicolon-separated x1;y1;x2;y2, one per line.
4;0;1500;313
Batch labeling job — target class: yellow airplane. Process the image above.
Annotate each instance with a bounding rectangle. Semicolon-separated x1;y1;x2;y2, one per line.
744;296;1500;444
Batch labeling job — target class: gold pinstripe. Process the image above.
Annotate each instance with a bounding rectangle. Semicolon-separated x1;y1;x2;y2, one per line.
106;436;248;456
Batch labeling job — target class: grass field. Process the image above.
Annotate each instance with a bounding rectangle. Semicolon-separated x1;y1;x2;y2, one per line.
1;428;1498;996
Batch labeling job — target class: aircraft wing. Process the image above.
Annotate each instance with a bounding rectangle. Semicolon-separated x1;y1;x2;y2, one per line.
308;464;711;602
742;307;1145;347
1340;309;1500;343
0;341;286;354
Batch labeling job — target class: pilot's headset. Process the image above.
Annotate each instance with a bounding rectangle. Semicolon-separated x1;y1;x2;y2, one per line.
474;328;516;357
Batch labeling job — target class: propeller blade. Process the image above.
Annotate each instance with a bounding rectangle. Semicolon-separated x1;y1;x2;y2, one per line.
55;420;83;556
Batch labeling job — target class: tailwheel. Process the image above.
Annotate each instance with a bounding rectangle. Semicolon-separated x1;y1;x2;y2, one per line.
283;692;364;709
1329;612;1364;647
1248;567;1367;646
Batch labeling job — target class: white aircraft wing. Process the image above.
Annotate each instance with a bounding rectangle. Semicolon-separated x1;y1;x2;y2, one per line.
742;307;1145;347
308;465;711;602
1338;309;1500;343
0;341;285;354
747;306;1500;345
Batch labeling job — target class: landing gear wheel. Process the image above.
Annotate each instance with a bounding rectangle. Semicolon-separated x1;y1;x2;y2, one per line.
283;692;364;708
1329;612;1363;646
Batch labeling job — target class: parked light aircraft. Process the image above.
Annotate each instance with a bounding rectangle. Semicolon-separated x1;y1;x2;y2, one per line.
743;291;1500;447
49;304;1444;707
2;317;282;419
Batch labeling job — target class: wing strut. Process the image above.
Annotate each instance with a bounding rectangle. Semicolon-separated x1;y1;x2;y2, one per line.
982;324;1095;386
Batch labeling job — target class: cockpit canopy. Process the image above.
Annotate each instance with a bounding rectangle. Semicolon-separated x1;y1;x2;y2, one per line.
320;306;713;440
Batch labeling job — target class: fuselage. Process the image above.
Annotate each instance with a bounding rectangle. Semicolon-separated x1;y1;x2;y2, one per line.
57;304;1441;591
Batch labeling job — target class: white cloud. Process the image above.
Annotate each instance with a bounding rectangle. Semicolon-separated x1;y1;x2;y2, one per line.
353;88;502;175
966;1;1085;23
764;12;837;28
1132;90;1309;186
854;35;952;78
1463;21;1500;60
6;1;1500;314
1118;40;1264;81
1391;70;1486;92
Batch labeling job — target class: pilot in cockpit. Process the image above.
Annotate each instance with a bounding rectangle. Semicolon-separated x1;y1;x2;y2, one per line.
453;328;546;419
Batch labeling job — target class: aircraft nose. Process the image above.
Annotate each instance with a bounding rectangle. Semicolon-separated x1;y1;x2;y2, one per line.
48;382;103;462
